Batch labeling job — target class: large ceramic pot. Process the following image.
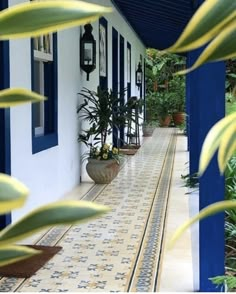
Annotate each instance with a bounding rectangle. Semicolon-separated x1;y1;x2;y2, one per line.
172;112;185;126
86;158;120;184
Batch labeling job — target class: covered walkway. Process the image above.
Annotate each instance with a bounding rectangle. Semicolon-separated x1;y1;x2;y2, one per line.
0;128;193;292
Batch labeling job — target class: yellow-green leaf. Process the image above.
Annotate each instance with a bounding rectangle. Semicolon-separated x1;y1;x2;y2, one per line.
218;122;236;173
198;112;236;176
0;88;45;107
167;0;236;53
0;201;109;245
177;20;236;75
0;245;40;267
0;174;29;214
169;200;236;248
0;1;112;39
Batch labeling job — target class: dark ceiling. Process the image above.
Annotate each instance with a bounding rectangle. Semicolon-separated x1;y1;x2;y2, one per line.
112;0;196;50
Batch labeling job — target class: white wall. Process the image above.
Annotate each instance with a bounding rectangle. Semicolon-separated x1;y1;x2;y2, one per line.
79;0;146;180
8;0;146;221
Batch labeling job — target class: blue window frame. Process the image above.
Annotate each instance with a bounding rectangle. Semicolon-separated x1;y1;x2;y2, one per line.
127;42;131;99
99;17;108;90
31;33;58;154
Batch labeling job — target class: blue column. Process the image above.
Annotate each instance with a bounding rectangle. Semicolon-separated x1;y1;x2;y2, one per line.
187;50;225;291
187;51;200;176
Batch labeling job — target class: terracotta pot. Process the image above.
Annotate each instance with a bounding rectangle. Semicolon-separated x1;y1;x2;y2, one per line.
86;158;120;184
172;112;185;126
159;115;172;127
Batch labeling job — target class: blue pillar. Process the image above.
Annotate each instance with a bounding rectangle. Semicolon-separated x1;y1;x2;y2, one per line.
187;50;225;291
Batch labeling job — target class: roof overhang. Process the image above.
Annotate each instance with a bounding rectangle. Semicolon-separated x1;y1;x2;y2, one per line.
112;0;196;50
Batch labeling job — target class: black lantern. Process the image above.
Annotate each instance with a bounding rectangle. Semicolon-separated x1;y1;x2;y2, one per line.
136;61;143;89
80;23;96;81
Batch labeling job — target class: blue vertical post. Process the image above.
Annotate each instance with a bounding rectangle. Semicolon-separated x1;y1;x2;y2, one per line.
187;50;200;176
187;50;225;291
0;0;11;229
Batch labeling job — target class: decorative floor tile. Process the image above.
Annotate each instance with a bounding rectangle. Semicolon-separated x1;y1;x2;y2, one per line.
0;128;176;292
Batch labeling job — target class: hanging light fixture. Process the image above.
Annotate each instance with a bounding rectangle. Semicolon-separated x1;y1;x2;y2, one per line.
136;61;143;89
80;23;96;81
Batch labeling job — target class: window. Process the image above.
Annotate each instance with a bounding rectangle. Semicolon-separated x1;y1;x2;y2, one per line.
31;33;58;153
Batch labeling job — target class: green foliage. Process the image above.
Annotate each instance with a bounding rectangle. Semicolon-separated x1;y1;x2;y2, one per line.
146;49;185;89
0;0;111;39
146;91;174;120
168;75;185;113
210;275;236;291
181;173;199;189
0;0;111;267
77;87;130;147
167;0;236;73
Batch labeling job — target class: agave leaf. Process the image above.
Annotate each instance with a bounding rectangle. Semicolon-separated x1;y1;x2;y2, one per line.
0;174;29;214
0;201;109;245
177;20;236;75
169;200;236;248
167;0;236;53
218;122;236;173
0;0;111;39
0;245;40;267
0;88;45;107
198;112;236;175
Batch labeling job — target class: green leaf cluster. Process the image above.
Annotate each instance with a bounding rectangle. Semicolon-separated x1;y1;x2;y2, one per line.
167;0;236;74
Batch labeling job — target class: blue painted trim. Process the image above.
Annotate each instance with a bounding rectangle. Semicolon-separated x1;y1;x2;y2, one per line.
188;49;225;291
198;61;225;292
119;34;125;145
144;59;146;121
99;17;108;90
127;42;131;99
31;34;58;154
186;54;191;151
188;50;200;176
112;27;118;147
0;0;12;228
139;55;143;114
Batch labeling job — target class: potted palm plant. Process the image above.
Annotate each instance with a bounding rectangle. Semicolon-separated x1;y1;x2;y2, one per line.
169;75;186;126
77;87;127;184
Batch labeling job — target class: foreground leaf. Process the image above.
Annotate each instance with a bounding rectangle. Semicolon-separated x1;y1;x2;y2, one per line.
0;174;29;214
0;201;109;245
0;0;111;39
169;200;236;248
177;20;236;74
198;112;236;175
0;88;45;107
0;245;40;267
167;0;236;53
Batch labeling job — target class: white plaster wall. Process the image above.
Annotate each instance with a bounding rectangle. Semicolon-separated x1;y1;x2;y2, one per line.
8;0;146;221
79;0;146;180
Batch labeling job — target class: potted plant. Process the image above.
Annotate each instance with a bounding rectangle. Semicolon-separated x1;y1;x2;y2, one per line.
77;87;127;184
142;120;159;136
169;75;186;126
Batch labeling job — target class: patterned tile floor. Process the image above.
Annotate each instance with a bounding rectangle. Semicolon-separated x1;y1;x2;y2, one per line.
0;128;177;292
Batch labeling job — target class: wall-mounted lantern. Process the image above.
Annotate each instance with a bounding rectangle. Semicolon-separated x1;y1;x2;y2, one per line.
80;23;96;81
136;61;143;89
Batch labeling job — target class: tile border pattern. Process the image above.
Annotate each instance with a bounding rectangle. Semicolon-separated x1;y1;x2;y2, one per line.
0;128;177;292
129;131;176;292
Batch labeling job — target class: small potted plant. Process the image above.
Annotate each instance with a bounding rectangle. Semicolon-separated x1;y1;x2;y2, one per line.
142;120;159;136
77;87;127;184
